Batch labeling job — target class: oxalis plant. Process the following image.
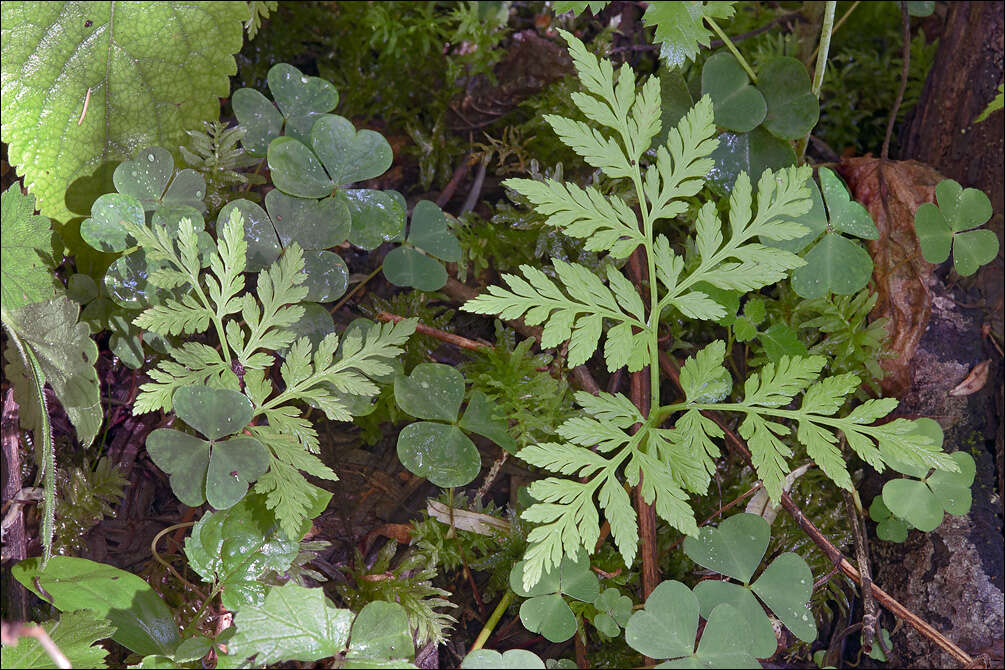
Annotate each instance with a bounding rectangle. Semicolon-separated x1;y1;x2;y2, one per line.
462;30;958;591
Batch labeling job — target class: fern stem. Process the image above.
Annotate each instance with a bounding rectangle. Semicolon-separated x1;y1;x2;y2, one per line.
469;591;511;652
705;17;758;83
796;1;837;162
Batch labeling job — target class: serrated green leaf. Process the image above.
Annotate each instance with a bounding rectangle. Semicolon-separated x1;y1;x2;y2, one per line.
13;556;180;657
680;341;731;403
0;610;114;670
228;583;352;666
1;2;245;222
2;296;102;446
185;495;299;611
643;2;737;69
1;186;58;311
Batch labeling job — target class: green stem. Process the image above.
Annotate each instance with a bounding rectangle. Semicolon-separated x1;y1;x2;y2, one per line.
470;592;511;652
705;17;758;83
796;1;837;162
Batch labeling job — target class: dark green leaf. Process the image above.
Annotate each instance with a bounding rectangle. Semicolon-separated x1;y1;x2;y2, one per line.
701;53;766;133
396;422;481;488
758;58;818;140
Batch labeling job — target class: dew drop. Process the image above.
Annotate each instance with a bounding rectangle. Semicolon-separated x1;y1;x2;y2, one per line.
195;190;203;198
147;153;155;162
300;76;308;83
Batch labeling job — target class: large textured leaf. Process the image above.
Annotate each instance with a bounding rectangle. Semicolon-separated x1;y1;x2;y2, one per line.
184;495;299;611
13;556;180;657
228;583;353;665
0;186;58;311
345;601;415;666
0;610;114;669
1;2;246;222
2;296;102;446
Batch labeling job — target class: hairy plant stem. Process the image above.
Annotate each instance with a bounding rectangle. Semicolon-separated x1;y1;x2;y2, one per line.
705;17;758;83
797;0;837;162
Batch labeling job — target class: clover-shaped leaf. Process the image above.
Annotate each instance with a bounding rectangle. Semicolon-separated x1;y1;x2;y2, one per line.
104;249;174;309
869;495;909;543
701;52;766;133
384;200;461;291
707;127;796;197
625;580;759;668
461;649;546;669
394;364;515;487
591;587;633;637
217;193;350;275
112;147;205;212
184;494;299;611
233;63;339;155
80;193;145;253
882;450;975;532
758;57;819;140
509;554;600;643
915;179;998;276
268;115;393;199
343;189;407;250
791;168;878;299
684;513;816;657
146;386;269;509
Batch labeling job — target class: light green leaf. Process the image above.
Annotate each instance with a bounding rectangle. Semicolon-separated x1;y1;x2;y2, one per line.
692;580;776;658
13;556;180;657
311;114;393;186
791;233;874;298
951;229;999;276
228;583;352;666
882;479;943;532
680;341;731;404
1;185;58;313
0;610;114;669
642;2;737;68
750;553;817;643
1;2;246;222
625;580;697;660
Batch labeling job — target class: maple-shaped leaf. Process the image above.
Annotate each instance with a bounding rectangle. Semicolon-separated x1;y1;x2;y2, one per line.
644;2;737;69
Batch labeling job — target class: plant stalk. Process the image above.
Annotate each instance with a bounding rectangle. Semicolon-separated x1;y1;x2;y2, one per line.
797;0;837;162
469;591;511;652
705;17;759;83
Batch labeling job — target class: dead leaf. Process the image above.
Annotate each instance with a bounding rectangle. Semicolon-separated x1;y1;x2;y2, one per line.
426;500;509;536
839;157;945;396
949;359;992;396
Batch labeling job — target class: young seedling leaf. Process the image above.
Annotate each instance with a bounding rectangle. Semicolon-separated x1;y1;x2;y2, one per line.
869;495;910;543
346;601;414;665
